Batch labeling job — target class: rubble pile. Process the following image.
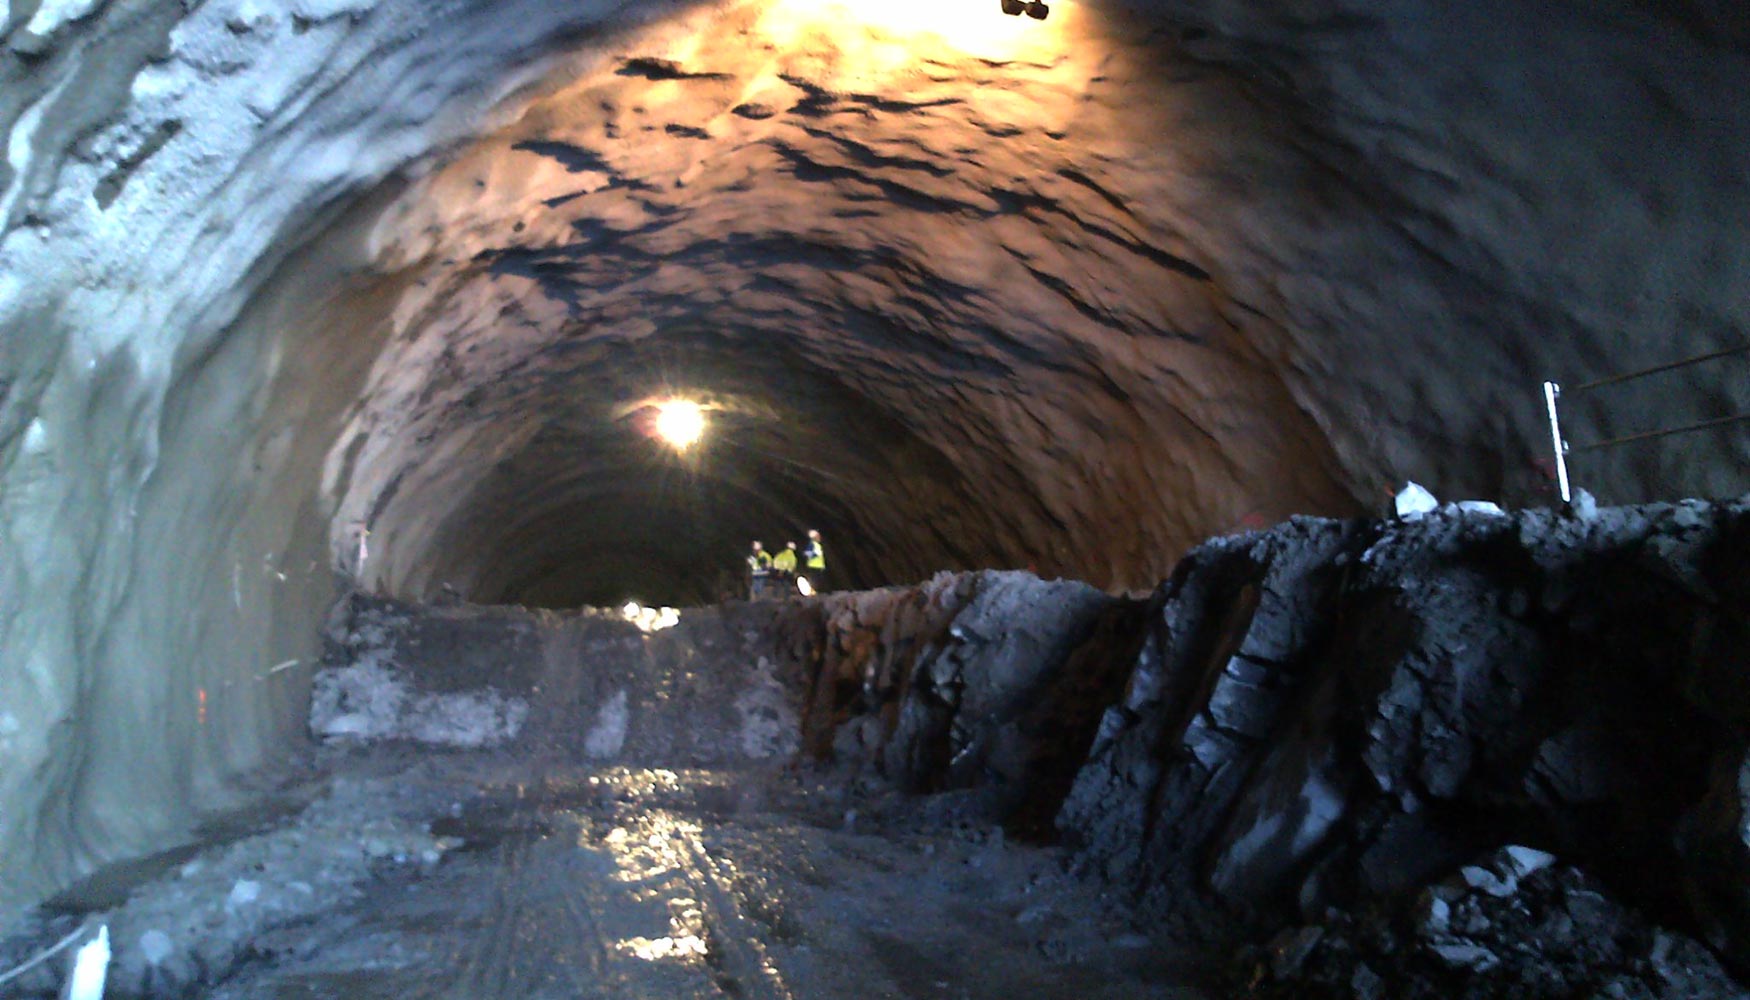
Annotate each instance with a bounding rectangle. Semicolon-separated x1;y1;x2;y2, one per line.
766;498;1750;991
1056;499;1750;979
310;595;805;766
309;652;531;749
0;769;457;999
320;497;1746;994
766;572;1147;832
1237;846;1745;999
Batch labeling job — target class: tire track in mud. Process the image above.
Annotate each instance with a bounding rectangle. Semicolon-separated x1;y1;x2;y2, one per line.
428;775;616;1000
427;768;792;999
394;601;808;1000
574;763;796;1000
672;817;794;1000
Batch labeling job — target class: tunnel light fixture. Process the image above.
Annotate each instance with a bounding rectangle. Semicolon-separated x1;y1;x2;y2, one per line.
653;399;707;451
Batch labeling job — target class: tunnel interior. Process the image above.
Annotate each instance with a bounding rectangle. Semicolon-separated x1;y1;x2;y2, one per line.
0;0;1747;958
313;0;1374;610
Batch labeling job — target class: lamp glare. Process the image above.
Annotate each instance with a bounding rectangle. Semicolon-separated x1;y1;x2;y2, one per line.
655;400;706;450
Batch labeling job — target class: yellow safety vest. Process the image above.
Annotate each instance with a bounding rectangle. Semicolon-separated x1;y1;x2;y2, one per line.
772;549;798;573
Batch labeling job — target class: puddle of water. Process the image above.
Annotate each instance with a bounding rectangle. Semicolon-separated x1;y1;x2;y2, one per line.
427;811;557;853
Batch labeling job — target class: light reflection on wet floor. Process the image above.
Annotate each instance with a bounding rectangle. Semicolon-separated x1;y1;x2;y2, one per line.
208;764;1205;1000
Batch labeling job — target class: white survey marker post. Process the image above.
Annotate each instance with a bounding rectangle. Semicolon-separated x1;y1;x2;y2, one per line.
1542;381;1571;504
66;925;109;1000
354;523;370;578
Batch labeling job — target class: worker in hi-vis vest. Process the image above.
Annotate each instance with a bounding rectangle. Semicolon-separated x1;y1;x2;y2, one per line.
747;541;772;600
771;541;799;583
802;529;826;591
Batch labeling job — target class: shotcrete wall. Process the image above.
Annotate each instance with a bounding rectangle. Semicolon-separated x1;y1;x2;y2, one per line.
1;0;1747;924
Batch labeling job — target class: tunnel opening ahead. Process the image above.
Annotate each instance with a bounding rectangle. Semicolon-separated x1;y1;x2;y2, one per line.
346;318;1012;608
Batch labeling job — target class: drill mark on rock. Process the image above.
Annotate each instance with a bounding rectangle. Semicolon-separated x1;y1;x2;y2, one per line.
542;189;586;208
778;74;839;118
766;140;986;216
1017;259;1118;329
993;184;1213;283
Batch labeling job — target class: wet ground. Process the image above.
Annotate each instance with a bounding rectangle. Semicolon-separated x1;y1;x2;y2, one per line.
3;596;1218;998
196;753;1212;999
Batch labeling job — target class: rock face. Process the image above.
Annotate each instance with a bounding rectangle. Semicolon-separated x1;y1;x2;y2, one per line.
756;500;1750;990
1237;847;1746;1000
1057;499;1750;974
2;0;1749;932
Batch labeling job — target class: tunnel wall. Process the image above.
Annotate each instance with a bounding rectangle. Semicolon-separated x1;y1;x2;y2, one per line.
1;0;1748;926
0;0;661;921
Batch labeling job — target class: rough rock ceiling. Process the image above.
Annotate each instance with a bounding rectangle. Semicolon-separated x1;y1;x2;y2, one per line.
0;0;1746;920
335;0;1363;607
313;0;1750;606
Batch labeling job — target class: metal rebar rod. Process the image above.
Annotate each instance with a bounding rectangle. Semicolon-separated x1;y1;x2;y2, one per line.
1571;412;1750;452
1571;343;1750;393
0;925;87;987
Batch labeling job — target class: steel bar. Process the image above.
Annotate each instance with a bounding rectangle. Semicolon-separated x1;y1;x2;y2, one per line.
0;926;87;987
1572;412;1750;452
1572;343;1750;393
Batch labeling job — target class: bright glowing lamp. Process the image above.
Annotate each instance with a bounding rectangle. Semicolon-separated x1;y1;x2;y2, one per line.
654;400;706;450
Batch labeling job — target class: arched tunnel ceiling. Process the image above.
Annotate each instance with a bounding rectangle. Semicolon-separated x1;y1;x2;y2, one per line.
0;0;1748;915
306;0;1750;607
330;0;1370;606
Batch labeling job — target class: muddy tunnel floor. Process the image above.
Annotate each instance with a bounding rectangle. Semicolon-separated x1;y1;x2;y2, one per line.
0;749;1215;1000
203;754;1207;1000
0;595;1216;1000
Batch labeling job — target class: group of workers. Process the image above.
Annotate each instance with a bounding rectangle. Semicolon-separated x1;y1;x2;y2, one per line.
746;530;827;599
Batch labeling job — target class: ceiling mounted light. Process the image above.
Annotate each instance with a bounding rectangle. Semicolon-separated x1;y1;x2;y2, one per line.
653;399;707;451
